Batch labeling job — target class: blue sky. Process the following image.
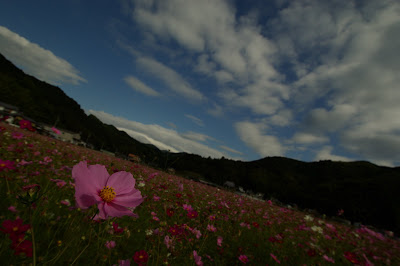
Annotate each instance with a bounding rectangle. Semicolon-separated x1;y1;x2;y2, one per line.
1;0;400;166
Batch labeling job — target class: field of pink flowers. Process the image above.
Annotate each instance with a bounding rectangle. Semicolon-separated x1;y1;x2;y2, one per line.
1;121;400;265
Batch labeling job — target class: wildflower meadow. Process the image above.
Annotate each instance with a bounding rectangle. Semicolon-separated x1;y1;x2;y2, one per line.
1;121;400;265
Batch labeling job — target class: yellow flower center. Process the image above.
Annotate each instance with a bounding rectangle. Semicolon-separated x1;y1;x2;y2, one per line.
100;186;116;202
13;226;18;231
0;163;5;167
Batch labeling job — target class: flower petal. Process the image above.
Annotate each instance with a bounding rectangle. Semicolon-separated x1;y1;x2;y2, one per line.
97;201;107;219
72;161;102;208
87;163;110;188
113;189;143;208
106;171;136;195
103;202;138;218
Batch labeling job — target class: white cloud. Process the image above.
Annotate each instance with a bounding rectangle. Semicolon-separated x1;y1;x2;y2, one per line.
130;0;285;115
235;121;285;157
268;109;293;127
270;0;400;166
181;131;215;142
207;103;224;117
136;56;204;101
87;110;231;159
124;75;160;96
291;133;329;145
314;146;351;162
117;127;179;152
184;114;204;127
0;26;86;85
219;145;243;155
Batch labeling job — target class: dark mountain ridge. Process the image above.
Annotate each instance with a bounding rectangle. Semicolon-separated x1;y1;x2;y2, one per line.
1;53;399;234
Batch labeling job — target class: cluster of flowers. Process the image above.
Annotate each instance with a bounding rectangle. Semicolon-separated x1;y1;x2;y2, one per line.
18;119;36;132
1;218;32;257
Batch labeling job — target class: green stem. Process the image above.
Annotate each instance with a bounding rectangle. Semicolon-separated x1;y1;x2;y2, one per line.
5;176;11;195
71;226;93;265
29;207;37;266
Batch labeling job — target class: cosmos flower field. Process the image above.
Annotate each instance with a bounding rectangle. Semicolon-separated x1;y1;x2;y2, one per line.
1;122;399;265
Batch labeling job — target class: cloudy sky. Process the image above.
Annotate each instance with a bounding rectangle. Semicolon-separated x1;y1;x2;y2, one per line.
1;0;399;166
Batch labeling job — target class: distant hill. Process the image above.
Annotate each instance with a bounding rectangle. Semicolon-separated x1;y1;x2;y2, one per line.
0;53;161;162
1;53;399;235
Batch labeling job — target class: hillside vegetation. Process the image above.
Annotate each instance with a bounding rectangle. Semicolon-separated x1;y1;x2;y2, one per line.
1;53;399;235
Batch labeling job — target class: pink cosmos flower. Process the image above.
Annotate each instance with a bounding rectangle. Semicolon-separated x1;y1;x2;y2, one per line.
51;127;61;135
207;224;217;232
183;204;193;211
11;132;24;139
217;236;223;246
193;250;203;266
18;160;32;166
0;159;15;171
8;206;18;213
72;161;143;219
270;253;281;264
114;259;130;266
187;210;198;219
238;254;248;264
19;119;32;130
164;235;173;249
60;200;71;206
323;255;335;263
105;240;116;249
153;195;160;201
51;179;67;188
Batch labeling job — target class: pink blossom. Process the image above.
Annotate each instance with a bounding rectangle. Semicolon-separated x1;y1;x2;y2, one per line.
0;159;15;171
60;200;71;206
362;254;375;266
323;255;335;263
207;224;217;232
217;236;223;246
43;156;52;163
18;160;33;166
19;119;32;129
270;253;280;264
105;240;116;249
238;255;248;264
183;204;193;211
164;235;173;249
56;180;67;188
72;161;143;219
114;259;130;266
11;132;24;139
358;226;386;241
178;183;184;191
192;228;202;239
153;195;160;201
51;179;67;188
51;127;61;135
193;250;203;266
8;206;17;212
325;223;336;231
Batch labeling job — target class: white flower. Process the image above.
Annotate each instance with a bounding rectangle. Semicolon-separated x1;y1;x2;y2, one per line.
311;226;323;234
145;229;153;236
304;215;314;221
